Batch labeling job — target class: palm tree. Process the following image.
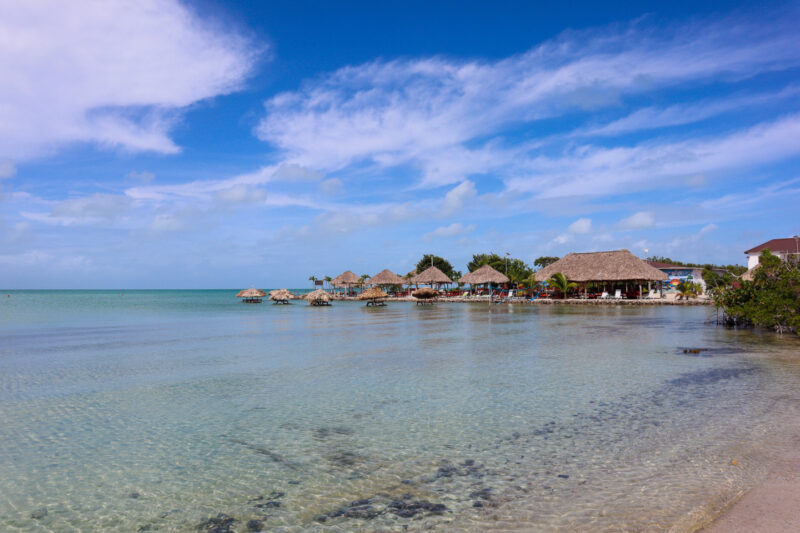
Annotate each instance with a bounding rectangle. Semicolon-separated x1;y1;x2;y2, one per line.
358;274;369;291
323;276;332;292
308;275;317;289
548;272;576;299
676;281;699;300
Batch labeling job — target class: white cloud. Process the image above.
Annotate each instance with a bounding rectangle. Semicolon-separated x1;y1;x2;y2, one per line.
214;184;267;205
272;164;323;182
0;0;257;159
126;170;155;183
618;211;655;230
568;217;592;234
255;14;800;187
699;223;718;235
441;180;477;215
0;159;16;179
423;222;475;241
319;178;344;195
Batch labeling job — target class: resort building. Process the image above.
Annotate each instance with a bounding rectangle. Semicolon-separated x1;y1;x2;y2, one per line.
534;250;667;298
744;237;800;269
645;261;709;293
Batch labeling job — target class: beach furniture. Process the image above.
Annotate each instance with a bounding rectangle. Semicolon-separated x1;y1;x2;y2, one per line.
600;291;609;299
359;287;388;306
613;289;622;299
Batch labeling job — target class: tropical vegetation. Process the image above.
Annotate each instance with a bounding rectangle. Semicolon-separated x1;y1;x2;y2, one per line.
467;253;533;284
711;250;800;334
547;272;576;299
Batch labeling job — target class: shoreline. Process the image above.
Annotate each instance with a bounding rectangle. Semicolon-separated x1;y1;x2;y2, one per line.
700;424;800;532
327;295;712;305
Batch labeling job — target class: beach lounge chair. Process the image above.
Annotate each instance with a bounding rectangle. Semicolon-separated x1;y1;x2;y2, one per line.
613;289;622;299
600;291;609;299
647;290;661;299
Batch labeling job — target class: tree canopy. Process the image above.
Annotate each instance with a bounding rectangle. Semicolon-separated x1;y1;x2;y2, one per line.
533;256;560;269
467;253;532;284
415;254;460;282
712;250;800;334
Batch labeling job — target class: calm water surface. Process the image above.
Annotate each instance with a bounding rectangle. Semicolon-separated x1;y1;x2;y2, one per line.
2;290;800;532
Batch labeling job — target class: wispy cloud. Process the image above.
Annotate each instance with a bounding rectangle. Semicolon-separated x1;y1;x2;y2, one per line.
0;0;258;160
423;222;475;241
256;12;800;191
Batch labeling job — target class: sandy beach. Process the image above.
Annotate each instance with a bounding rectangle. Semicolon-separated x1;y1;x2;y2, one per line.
704;426;800;532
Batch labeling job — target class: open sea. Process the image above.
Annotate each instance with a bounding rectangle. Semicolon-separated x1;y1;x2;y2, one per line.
2;290;800;532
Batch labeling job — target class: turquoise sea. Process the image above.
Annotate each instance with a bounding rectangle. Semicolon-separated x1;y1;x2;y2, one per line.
2;290;800;532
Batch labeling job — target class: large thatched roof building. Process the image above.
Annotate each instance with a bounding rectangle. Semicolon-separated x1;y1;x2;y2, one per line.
368;269;406;286
413;266;453;286
534;250;668;283
331;270;360;287
459;264;509;285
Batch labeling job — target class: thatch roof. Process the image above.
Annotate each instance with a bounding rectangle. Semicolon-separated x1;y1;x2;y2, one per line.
412;287;438;299
459;264;509;285
358;287;388;300
269;289;295;301
413;266;453;285
533;250;668;282
304;289;331;303
368;269;406;285
237;288;266;298
332;270;360;286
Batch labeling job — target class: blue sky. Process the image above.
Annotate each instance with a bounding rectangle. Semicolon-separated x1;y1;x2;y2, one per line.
1;0;799;288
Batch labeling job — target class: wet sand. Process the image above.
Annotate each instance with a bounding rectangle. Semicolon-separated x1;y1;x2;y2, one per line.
703;422;800;532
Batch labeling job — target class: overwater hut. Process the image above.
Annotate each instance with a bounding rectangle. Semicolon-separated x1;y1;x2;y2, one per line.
331;270;360;295
359;286;388;306
367;269;406;288
304;289;332;306
533;249;668;298
237;288;266;303
413;266;453;290
412;287;438;305
459;264;510;295
269;289;295;304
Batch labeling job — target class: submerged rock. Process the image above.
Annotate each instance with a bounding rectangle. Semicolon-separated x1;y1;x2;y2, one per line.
196;513;236;532
30;507;47;519
246;519;263;531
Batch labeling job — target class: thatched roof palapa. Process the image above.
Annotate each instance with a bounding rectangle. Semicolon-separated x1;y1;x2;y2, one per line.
533;250;668;282
237;288;266;298
331;270;360;287
269;289;295;301
367;269;406;286
459;264;510;285
304;289;331;305
413;266;453;285
358;287;389;300
412;287;438;299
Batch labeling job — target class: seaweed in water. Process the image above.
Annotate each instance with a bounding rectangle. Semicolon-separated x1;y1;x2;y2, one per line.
668;366;758;387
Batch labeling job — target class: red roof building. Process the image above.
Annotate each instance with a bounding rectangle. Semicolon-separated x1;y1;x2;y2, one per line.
745;237;800;269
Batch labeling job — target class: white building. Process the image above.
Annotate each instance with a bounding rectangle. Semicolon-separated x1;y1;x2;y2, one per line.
745;237;800;269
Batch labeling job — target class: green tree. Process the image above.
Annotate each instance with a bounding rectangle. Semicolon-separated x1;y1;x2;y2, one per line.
467;253;533;284
676;281;701;299
323;275;332;291
533;256;559;269
308;275;317;288
712;250;800;334
547;272;576;299
415;254;458;281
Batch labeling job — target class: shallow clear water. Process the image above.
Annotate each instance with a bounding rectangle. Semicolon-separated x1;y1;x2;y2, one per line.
1;290;800;532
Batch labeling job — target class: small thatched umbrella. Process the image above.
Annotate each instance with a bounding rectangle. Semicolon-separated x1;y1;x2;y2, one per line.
412;287;438;305
305;289;332;306
367;269;406;287
413;266;453;289
459;264;509;296
269;289;295;304
332;270;360;295
359;286;389;306
237;288;266;303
